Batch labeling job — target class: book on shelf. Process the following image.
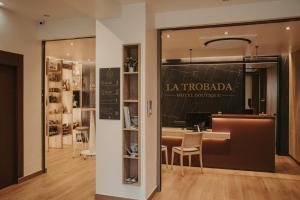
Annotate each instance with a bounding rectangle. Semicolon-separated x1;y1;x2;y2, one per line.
123;106;131;129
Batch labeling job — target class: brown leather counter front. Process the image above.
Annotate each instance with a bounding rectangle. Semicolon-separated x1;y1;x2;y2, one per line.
162;114;275;172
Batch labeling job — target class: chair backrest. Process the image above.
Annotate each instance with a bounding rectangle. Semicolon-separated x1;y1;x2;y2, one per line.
181;132;203;148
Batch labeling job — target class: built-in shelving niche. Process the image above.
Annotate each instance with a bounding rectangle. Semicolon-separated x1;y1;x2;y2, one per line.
46;58;83;149
122;44;140;185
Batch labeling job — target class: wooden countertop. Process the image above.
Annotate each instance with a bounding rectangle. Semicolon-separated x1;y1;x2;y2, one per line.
162;127;230;140
212;114;275;119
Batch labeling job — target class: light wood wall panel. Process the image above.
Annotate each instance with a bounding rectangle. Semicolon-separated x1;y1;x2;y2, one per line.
289;49;300;163
266;65;278;115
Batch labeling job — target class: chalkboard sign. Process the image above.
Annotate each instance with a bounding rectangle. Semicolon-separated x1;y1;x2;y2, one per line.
99;68;120;119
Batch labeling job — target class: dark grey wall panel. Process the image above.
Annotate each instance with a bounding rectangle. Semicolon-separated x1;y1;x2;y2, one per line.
161;64;244;127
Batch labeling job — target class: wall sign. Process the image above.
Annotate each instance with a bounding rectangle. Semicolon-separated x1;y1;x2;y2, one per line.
99;68;120;120
162;64;244;127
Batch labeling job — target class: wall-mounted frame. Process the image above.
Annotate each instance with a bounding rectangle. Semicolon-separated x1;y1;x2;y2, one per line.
99;68;120;120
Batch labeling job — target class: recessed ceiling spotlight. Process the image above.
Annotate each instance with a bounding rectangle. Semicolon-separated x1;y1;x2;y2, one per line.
286;26;291;31
66;53;70;56
166;34;171;39
224;31;229;35
70;42;74;46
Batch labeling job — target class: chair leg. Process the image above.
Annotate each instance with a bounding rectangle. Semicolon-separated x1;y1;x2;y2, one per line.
165;149;169;168
180;153;184;176
171;150;174;169
188;155;191;167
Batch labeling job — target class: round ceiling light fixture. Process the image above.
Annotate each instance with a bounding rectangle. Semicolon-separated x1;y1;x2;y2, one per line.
204;37;252;49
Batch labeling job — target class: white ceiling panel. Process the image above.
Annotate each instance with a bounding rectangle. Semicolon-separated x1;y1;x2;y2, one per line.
162;21;300;58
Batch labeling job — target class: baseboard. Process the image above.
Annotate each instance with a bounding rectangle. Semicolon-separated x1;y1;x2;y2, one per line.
147;187;158;200
95;186;157;200
18;170;45;183
95;194;134;200
289;155;300;166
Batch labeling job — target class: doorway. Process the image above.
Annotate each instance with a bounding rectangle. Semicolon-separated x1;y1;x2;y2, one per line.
42;38;96;171
0;50;23;189
157;19;300;194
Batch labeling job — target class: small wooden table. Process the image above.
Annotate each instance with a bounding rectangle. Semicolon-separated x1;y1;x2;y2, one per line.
162;127;230;140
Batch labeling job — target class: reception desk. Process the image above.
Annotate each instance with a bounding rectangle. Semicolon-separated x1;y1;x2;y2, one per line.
162;114;276;172
162;127;230;139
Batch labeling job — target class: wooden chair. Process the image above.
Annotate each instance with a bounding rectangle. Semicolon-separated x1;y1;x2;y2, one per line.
161;145;168;168
171;132;203;176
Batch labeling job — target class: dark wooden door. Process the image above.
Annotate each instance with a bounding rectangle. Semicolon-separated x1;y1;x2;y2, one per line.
0;64;17;189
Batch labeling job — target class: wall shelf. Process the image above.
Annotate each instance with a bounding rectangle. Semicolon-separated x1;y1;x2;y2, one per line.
123;72;139;75
123;155;139;160
122;44;141;186
46;59;80;149
123;128;139;132
123;100;139;103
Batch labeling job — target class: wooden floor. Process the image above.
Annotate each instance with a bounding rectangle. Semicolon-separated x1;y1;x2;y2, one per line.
0;147;96;200
0;148;300;200
154;157;300;200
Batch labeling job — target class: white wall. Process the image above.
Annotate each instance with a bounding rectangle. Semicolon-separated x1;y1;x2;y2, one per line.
145;5;158;199
156;0;300;29
0;8;42;176
38;17;96;41
96;3;150;199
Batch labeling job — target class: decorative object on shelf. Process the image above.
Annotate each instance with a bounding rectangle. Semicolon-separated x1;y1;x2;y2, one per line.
73;91;80;108
127;143;138;157
131;116;138;128
48;126;59;136
124;57;137;72
62;79;71;91
62;123;71;135
73;78;81;90
63;63;73;70
63;105;69;114
48;60;60;71
123;106;131;128
49;120;60;125
49;108;60;114
49;88;60;93
125;176;138;184
48;73;61;82
73;64;81;76
48;119;59;136
73;122;80;129
49;95;59;103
